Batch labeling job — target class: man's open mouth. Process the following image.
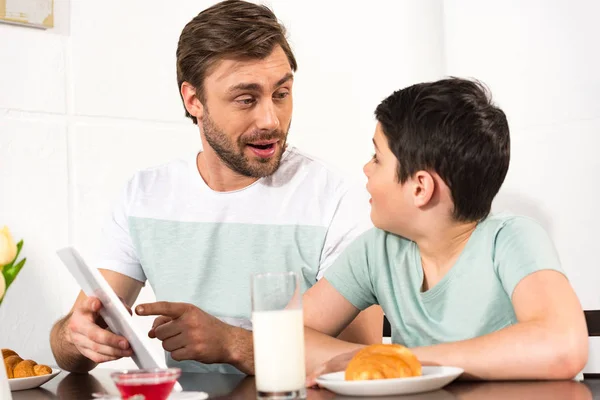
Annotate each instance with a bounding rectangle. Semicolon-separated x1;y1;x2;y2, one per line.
246;140;278;150
246;140;279;158
247;143;276;150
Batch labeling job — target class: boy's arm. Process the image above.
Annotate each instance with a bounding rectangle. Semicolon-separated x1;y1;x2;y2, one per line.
303;278;369;374
317;183;382;344
309;270;588;382
337;305;384;345
411;269;588;380
304;228;383;380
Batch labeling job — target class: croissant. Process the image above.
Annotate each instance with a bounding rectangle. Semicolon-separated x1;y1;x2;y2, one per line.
345;344;422;381
1;349;17;359
2;348;52;379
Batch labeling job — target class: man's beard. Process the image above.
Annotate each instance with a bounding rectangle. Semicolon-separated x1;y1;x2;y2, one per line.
202;111;289;178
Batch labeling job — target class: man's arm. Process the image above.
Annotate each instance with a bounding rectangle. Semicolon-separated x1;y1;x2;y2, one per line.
136;301;256;375
50;269;143;373
137;285;381;377
411;270;588;380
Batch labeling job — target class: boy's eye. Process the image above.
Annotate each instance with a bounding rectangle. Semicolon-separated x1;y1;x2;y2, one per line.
372;153;378;163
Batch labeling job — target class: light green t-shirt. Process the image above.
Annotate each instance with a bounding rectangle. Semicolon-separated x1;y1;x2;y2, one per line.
325;213;564;347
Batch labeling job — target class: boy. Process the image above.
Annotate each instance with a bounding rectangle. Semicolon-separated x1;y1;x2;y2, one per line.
304;78;588;382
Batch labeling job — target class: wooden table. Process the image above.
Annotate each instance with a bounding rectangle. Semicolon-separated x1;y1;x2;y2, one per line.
11;369;600;399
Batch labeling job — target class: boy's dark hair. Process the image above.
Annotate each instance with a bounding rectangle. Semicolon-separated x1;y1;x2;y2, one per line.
176;0;297;124
375;78;510;222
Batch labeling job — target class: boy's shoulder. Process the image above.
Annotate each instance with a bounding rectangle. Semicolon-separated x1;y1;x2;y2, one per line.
356;227;414;256
480;212;551;242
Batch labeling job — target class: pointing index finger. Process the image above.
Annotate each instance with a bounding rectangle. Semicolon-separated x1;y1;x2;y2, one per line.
136;301;187;318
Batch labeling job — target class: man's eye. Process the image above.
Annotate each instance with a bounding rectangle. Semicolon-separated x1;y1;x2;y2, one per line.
274;91;289;100
236;97;255;105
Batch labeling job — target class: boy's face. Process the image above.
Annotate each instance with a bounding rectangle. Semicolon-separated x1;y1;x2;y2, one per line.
363;123;414;233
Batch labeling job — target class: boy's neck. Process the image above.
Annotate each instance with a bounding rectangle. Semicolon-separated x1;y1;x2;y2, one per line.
416;219;478;291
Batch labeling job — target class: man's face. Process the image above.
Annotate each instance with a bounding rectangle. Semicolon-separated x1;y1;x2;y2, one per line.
200;45;293;178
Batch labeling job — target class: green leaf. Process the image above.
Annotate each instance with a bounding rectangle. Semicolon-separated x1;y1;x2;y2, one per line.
4;257;26;288
1;240;23;270
14;240;23;262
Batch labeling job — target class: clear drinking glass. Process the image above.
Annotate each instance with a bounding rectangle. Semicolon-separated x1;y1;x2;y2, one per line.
251;272;306;399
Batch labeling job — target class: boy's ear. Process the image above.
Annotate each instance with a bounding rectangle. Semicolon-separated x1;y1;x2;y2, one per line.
181;82;205;124
412;170;435;208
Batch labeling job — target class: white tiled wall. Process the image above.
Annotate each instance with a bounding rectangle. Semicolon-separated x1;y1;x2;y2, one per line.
0;119;71;363
1;0;598;372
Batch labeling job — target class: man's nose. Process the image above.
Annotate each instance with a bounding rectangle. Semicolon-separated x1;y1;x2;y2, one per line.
255;100;280;132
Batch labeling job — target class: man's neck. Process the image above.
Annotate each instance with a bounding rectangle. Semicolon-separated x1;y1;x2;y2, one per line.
196;151;259;192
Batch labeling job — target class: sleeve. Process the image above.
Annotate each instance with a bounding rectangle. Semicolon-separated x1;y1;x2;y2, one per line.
317;181;373;280
493;217;564;298
324;229;379;311
93;177;146;283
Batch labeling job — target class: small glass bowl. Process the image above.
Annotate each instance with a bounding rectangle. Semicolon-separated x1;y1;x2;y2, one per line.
110;368;181;400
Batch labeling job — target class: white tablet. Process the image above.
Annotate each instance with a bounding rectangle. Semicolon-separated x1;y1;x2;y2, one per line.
57;246;182;391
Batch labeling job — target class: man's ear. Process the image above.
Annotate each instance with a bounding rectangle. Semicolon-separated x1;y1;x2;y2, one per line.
412;170;436;208
181;82;205;123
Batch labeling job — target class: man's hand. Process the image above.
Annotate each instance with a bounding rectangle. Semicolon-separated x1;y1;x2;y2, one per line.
148;316;172;339
64;296;133;363
305;348;361;387
136;301;237;365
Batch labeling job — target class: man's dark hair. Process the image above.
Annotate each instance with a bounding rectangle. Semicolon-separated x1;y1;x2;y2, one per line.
177;0;297;124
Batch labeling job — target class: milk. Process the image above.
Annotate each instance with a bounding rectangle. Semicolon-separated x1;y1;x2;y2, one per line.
252;309;306;393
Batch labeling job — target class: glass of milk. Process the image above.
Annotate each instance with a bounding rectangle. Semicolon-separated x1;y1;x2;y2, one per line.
251;271;306;399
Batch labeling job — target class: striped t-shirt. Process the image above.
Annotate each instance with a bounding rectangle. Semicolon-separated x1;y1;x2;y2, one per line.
96;146;372;373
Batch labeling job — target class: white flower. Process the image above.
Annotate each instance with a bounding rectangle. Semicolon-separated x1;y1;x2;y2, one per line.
0;226;17;267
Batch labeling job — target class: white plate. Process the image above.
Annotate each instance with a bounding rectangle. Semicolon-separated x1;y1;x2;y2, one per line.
316;366;464;397
9;367;61;391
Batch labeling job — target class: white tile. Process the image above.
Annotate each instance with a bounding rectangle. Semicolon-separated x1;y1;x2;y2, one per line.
0;24;66;113
0;118;72;364
70;1;213;122
493;119;600;309
443;0;600;128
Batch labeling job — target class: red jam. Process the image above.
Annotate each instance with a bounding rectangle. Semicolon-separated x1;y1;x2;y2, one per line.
115;378;175;400
111;368;180;400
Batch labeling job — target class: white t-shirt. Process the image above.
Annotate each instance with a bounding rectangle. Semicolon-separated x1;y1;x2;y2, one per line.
96;146;372;373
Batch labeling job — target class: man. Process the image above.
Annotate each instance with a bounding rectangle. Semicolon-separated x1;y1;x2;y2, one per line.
50;0;381;375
